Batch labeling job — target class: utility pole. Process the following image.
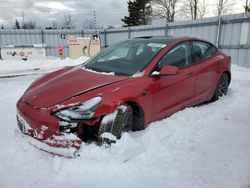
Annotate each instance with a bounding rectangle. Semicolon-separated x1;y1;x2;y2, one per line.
93;11;98;37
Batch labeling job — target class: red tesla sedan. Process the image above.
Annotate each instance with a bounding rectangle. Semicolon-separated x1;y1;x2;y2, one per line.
16;36;231;156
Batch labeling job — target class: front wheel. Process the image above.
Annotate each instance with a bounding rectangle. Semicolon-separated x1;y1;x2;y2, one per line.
97;104;133;144
211;73;229;102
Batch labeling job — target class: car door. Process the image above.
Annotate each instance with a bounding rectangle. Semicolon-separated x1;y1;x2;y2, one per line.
189;40;221;104
147;42;196;122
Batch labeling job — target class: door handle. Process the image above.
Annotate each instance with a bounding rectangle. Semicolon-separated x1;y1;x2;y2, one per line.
186;71;193;76
142;89;149;96
214;62;220;66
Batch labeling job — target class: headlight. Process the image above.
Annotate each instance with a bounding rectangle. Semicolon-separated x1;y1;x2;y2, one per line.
55;96;102;121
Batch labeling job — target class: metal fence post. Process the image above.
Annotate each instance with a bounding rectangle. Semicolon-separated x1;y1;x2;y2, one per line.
216;16;222;48
0;30;2;45
165;23;168;36
104;29;107;47
0;30;2;59
0;30;2;46
41;30;45;44
128;27;131;39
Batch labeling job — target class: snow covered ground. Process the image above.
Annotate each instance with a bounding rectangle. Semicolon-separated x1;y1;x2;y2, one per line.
0;57;89;77
0;59;250;188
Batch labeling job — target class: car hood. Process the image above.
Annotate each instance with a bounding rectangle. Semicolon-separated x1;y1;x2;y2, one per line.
23;66;128;108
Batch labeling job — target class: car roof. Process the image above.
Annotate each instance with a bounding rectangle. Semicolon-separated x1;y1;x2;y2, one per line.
132;36;216;48
132;36;187;44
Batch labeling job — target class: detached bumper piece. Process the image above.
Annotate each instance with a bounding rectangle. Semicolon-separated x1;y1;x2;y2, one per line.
17;113;82;158
28;133;82;158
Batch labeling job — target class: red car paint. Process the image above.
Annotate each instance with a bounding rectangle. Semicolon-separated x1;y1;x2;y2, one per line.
16;37;231;156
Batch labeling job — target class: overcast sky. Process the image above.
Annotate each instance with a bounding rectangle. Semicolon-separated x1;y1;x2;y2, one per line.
0;0;246;28
0;0;128;28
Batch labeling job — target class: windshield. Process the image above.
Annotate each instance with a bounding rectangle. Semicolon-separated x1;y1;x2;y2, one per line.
83;40;167;76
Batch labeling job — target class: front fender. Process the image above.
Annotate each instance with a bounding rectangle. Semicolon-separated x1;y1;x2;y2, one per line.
94;99;120;118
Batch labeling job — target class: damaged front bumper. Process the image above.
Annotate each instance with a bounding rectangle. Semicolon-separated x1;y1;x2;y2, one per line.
16;95;121;157
16;98;83;157
17;113;82;157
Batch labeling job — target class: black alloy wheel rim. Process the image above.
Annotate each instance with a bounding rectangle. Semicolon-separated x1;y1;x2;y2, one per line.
123;110;133;131
218;74;229;97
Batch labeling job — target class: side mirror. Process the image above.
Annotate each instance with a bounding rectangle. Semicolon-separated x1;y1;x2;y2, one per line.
151;65;179;76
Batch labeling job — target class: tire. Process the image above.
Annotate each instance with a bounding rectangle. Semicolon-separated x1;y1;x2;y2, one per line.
211;73;229;102
97;104;133;145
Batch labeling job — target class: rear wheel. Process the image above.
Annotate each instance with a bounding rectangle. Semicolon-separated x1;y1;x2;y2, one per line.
211;73;229;101
98;104;133;144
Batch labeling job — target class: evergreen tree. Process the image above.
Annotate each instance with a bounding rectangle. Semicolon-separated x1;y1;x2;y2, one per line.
121;1;140;26
22;21;36;29
14;19;20;29
138;0;152;25
122;0;152;27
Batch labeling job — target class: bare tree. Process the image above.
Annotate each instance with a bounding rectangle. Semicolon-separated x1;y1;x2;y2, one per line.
151;0;178;23
190;0;199;19
180;0;209;20
63;13;75;29
107;25;115;29
52;21;58;29
198;0;209;18
216;0;234;16
244;0;250;12
82;18;95;29
180;0;200;20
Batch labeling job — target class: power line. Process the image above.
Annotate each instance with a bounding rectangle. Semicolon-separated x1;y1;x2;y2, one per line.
0;11;125;16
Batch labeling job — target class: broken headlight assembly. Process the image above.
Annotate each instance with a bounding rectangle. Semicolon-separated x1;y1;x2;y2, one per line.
55;96;102;122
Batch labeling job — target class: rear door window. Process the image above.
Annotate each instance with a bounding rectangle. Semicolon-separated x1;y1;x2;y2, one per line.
191;41;217;64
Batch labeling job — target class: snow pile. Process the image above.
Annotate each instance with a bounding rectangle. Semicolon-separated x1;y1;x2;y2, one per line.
0;57;89;77
0;64;249;188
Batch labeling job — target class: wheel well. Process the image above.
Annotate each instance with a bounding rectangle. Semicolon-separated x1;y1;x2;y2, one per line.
224;71;231;84
124;101;145;131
